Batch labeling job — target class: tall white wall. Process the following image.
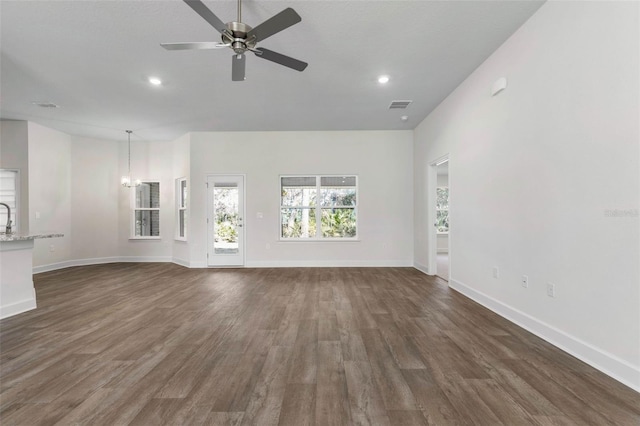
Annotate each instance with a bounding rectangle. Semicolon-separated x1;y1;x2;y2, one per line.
189;131;414;267
0;120;29;232
27;123;72;267
70;136;119;261
414;1;639;390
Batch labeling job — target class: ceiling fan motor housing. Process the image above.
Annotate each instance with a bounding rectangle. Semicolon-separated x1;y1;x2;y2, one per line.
223;21;256;53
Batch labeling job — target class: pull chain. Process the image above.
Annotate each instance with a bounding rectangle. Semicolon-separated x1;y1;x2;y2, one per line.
126;130;133;177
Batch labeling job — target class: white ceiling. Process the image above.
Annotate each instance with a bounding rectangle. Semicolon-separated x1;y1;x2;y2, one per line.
0;0;545;142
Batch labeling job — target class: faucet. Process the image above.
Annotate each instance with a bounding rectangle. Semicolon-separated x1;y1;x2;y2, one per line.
0;202;13;234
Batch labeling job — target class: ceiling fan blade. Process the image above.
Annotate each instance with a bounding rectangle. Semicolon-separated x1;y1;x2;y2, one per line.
254;48;308;72
183;0;226;34
232;54;246;81
160;42;229;50
247;8;301;43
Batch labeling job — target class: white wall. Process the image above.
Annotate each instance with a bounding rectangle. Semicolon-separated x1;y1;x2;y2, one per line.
414;1;639;390
27;122;72;268
188;131;414;267
70;136;119;261
9;126;413;269
12;124;175;270
0;120;29;232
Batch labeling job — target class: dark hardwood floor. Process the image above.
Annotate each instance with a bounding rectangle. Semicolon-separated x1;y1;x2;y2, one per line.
0;263;638;425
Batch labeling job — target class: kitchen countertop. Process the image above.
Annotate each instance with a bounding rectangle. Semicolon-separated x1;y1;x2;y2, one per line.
0;233;64;242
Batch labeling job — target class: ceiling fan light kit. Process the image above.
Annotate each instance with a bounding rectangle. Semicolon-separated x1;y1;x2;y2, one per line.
161;0;308;81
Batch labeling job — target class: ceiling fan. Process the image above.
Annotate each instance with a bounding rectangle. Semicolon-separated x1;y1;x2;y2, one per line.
161;0;308;81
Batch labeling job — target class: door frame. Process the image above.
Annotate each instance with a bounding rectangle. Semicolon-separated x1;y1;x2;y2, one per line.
428;154;451;281
206;174;246;267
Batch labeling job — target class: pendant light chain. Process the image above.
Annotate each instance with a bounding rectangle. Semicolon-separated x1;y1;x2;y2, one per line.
121;130;139;188
126;130;132;178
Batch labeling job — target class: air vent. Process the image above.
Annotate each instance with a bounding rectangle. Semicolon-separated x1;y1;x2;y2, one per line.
389;100;412;109
32;101;60;108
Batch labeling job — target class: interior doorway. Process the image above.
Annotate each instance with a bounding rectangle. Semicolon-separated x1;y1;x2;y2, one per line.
435;161;449;280
207;175;245;267
429;156;450;282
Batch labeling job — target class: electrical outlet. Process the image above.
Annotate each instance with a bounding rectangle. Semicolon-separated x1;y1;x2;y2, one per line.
547;282;555;298
49;244;55;252
521;275;528;288
492;267;499;279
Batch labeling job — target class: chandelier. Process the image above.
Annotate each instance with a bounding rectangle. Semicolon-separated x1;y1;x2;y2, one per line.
121;130;141;188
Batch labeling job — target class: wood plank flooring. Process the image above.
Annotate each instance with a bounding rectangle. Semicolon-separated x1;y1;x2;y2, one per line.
0;263;638;425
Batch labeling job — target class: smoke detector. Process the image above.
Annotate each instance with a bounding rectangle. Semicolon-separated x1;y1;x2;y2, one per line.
32;101;60;108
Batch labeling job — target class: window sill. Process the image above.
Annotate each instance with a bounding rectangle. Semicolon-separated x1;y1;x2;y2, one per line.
129;236;161;241
174;237;187;242
279;238;360;242
437;232;449;235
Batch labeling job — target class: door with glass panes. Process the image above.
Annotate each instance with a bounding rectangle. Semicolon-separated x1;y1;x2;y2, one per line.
207;175;244;266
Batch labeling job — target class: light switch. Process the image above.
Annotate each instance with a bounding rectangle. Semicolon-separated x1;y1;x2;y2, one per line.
257;212;263;219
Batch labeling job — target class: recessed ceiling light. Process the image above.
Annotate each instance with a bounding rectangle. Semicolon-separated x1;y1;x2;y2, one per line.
401;115;409;122
378;75;390;84
148;77;162;86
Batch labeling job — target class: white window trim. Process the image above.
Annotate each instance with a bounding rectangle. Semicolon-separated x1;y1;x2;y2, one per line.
175;177;187;241
279;174;358;241
130;180;161;240
0;169;20;233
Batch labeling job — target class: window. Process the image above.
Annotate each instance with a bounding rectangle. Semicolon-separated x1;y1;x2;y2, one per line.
436;186;449;233
280;175;357;239
175;178;187;240
131;181;160;238
0;169;19;233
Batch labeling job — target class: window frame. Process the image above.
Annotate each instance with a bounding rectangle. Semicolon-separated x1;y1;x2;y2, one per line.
279;174;358;241
175;177;187;241
0;169;20;233
130;180;161;240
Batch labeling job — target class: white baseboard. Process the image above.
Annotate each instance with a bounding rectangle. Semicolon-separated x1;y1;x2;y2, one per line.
244;260;413;268
449;278;640;393
33;257;121;273
119;256;172;263
33;256;171;274
34;257;413;271
0;297;37;319
171;257;190;268
413;262;431;275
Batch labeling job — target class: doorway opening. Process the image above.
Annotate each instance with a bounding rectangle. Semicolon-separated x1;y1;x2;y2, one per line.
429;156;450;282
207;175;245;267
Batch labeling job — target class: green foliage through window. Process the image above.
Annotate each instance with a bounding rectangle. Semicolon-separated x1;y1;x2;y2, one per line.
436;187;449;233
281;176;357;239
